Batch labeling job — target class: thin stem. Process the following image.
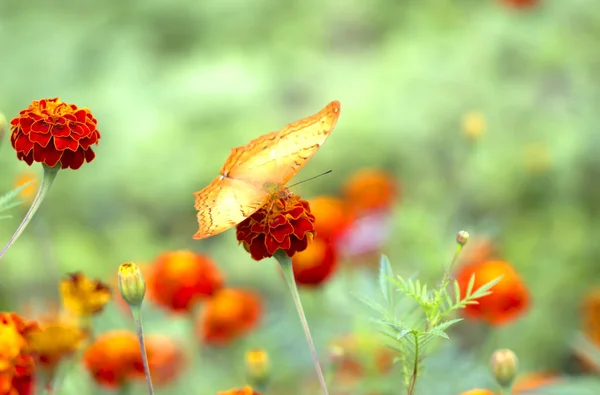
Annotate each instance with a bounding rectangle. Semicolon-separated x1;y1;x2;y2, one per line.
439;243;465;290
0;164;59;258
130;306;154;395
274;250;329;395
407;332;420;395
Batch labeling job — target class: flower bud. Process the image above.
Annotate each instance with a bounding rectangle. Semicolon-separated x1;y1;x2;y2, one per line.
329;344;345;367
245;348;270;389
118;262;146;307
490;348;518;389
456;230;469;246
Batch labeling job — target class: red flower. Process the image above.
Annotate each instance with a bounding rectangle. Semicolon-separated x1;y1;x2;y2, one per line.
500;0;538;9
0;313;38;395
10;98;100;170
149;251;224;313
456;260;530;326
292;237;338;287
217;386;262;395
197;288;262;345
236;193;316;261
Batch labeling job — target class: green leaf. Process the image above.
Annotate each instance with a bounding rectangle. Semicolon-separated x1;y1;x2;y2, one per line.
470;275;503;300
379;255;395;306
466;273;476;296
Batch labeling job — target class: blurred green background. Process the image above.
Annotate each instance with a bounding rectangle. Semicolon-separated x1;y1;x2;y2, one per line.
2;0;600;394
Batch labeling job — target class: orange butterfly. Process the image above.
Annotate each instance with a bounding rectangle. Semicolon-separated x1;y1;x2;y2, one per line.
193;100;341;240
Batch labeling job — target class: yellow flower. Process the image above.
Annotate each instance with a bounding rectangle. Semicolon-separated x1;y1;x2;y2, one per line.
60;272;111;316
13;170;38;203
462;111;486;140
27;320;85;369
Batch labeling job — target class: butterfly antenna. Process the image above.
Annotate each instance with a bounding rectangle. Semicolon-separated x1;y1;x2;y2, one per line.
288;170;333;188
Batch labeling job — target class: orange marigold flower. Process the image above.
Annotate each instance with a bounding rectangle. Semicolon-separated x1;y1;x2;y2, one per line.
512;371;560;392
0;313;37;395
217;386;262;395
582;288;600;345
342;168;398;213
13;171;38;203
9;98;100;170
145;335;185;387
308;196;354;241
26;319;84;372
456;260;530;326
292;237;338;287
458;390;495;395
197;288;262;345
83;330;143;389
59;272;111;316
236;192;315;261
149;250;223;313
500;0;538;9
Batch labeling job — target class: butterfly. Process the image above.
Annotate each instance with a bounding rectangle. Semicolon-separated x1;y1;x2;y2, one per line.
193;100;341;240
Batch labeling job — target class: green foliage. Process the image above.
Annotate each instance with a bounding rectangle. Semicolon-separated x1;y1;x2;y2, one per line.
360;253;502;393
0;182;31;220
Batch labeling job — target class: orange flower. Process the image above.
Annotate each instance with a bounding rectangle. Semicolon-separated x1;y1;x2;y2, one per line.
329;334;397;387
83;330;143;389
217;386;262;395
512;372;560;392
342;168;398;213
309;196;354;241
456;260;529;326
582;288;600;344
149;250;223;313
458;390;495;395
500;0;538;9
12;171;38;203
0;313;37;395
197;288;262;345
145;335;185;386
26;319;84;371
10;98;100;170
292;237;338;287
236;192;316;261
59;272;111;316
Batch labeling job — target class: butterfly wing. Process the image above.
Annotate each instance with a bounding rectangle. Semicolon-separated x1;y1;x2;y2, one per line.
193;176;268;239
224;100;341;186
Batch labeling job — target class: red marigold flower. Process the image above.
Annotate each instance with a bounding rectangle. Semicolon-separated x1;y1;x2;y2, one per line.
0;313;38;395
455;260;530;326
83;330;144;389
236;193;315;261
9;98;100;170
217;385;262;395
292;237;338;287
197;288;262;345
500;0;539;9
149;250;224;313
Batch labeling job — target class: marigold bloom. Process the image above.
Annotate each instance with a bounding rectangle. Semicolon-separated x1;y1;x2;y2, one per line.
83;330;143;389
500;0;538;9
149;250;223;313
236;193;315;261
458;390;495;395
456;260;530;326
59;272;111;316
217;386;262;395
13;171;38;203
9;98;100;170
342;168;398;213
582;289;600;344
197;288;262;345
26;319;84;370
292;237;338;287
0;313;37;395
308;196;354;241
145;335;185;386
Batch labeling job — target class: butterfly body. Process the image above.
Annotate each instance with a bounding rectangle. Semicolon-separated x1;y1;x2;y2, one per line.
193;100;341;240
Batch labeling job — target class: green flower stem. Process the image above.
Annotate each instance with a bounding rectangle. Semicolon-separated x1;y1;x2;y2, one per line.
439;242;465;289
274;250;329;395
0;164;59;258
130;305;155;395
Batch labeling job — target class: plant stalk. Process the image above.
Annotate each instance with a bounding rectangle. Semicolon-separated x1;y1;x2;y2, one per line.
0;164;59;258
274;250;329;395
407;332;420;395
131;306;154;395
